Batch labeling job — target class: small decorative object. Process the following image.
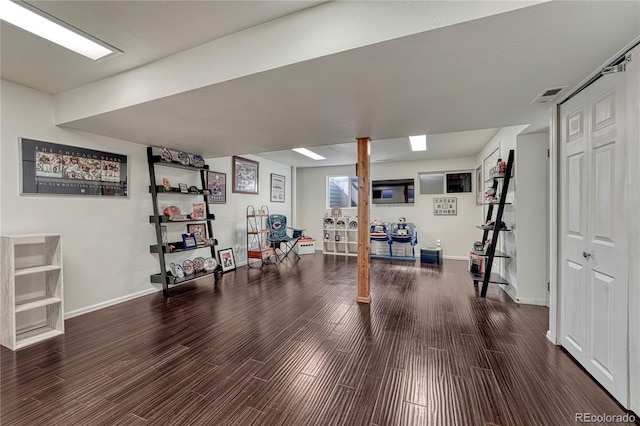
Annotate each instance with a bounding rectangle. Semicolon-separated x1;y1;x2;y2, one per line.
191;154;205;168
182;233;197;249
188;185;199;193
177;151;190;165
203;257;217;272
163;205;181;218
193;257;205;272
232;156;259;194
270;173;285;202
162;178;171;191
335;234;340;242
182;259;194;275
170;263;185;279
161;148;173;162
207;171;226;204
324;218;334;228
484;187;496;201
203;238;215;247
473;241;485;253
202;189;211;195
331;206;342;217
349;220;358;230
161;226;168;246
218;248;236;272
336;220;346;229
179;183;188;193
192;202;205;219
187;223;206;244
324;233;330;241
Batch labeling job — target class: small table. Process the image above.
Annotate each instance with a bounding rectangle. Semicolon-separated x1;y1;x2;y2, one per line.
420;247;442;266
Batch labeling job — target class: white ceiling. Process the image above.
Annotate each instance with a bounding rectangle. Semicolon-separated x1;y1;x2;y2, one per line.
2;1;639;167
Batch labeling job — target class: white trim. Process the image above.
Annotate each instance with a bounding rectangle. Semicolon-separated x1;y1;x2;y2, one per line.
443;255;467;261
64;287;160;319
500;284;518;303
548;103;560;344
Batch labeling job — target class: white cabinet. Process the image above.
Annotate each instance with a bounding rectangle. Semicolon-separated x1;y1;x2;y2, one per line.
1;234;64;350
322;217;358;256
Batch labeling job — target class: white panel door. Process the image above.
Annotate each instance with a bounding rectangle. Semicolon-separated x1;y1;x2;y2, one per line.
559;70;628;404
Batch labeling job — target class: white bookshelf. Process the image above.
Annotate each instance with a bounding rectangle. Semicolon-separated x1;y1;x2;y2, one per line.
1;234;64;350
322;217;359;257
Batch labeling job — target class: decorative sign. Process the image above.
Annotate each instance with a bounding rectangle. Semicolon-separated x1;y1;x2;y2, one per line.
232;156;259;194
270;173;285;202
207;171;226;204
433;197;457;216
21;138;128;196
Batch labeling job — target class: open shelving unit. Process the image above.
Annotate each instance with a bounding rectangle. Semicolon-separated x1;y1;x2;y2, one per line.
470;149;514;297
1;234;64;350
322;217;358;256
147;147;219;297
246;205;276;268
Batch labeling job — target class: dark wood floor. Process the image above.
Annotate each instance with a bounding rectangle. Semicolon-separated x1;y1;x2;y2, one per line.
1;256;635;425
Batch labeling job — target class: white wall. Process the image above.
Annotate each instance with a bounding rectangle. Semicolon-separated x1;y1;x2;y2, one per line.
0;80;293;323
296;157;481;258
205;155;292;265
1;80;157;318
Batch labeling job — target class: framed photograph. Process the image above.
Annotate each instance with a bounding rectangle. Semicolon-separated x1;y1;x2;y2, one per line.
178;183;188;193
270;173;285;202
207;171;226;204
21;138;128;196
187;224;207;244
161;226;168;246
218;247;236;272
476;166;482;206
182;233;197;249
191;202;205;219
232;156;259;194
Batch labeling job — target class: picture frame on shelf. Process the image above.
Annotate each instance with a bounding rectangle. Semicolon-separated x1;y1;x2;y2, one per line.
191;202;205;219
475;166;483;206
270;173;285;202
187;224;207;244
178;183;188;193
232;156;259;194
182;233;197;249
161;226;168;246
207;171;226;204
218;247;236;272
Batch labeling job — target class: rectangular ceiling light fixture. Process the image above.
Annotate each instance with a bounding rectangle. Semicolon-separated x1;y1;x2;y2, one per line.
0;0;120;60
292;148;326;160
409;135;427;151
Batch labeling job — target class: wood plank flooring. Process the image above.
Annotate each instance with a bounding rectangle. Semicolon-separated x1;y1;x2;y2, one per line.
1;256;636;425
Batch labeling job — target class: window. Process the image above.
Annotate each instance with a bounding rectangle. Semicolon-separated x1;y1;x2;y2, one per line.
446;172;472;193
327;176;358;208
419;171;472;194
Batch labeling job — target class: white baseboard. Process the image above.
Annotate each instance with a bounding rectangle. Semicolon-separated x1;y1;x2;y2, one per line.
499;285;547;306
443;255;467;261
546;330;559;345
65;287;160;320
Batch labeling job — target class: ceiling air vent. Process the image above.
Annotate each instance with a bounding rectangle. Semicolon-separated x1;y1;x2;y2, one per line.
531;86;568;104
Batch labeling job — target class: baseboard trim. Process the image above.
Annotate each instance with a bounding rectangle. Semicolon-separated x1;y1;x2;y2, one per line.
65;287;160;320
443;255;467;261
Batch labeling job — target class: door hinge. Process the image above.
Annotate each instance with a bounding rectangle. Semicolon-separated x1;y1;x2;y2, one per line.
548;282;550;291
547;148;550;158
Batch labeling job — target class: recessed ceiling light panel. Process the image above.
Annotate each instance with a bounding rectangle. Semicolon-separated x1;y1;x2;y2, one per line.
408;135;427;151
0;0;121;60
292;148;326;160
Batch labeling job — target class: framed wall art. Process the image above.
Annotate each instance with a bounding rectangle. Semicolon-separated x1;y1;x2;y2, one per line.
476;166;483;206
232;156;258;194
218;247;236;272
21;138;128;196
207;171;226;204
270;173;285;202
433;197;457;216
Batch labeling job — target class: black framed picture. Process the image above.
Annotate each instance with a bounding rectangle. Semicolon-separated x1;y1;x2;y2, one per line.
232;156;258;194
179;183;188;193
207;171;226;204
270;173;285;202
218;247;236;272
21;138;128;196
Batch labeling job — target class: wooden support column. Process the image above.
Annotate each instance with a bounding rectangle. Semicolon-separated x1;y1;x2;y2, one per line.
356;137;371;304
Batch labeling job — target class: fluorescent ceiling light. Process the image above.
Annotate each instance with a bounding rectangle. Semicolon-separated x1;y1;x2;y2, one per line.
292;148;326;160
0;0;120;60
409;135;428;151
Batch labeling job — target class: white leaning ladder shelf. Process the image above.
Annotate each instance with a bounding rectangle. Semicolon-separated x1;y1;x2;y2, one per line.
1;234;64;350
